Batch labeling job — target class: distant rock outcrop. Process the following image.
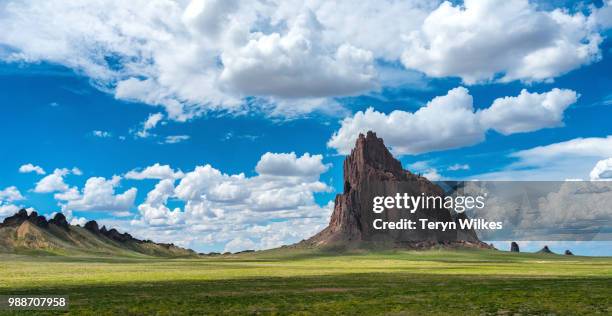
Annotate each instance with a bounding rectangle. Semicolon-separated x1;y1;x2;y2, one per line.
304;131;488;249
538;245;553;254
565;250;574;255
510;241;520;252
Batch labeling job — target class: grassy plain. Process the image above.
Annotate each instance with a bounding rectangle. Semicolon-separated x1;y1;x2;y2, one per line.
0;248;610;315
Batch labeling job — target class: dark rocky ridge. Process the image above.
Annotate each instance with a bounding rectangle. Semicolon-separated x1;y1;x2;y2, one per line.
304;131;487;249
1;209;194;256
0;209;48;228
83;220;139;243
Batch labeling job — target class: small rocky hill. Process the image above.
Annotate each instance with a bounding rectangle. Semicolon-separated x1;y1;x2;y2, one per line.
303;131;489;249
0;209;195;257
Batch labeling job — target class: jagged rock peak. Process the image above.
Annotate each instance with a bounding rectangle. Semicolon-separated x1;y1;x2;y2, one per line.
84;220;99;233
1;208;48;228
344;131;411;193
510;241;520;252
352;131;403;174
49;213;69;230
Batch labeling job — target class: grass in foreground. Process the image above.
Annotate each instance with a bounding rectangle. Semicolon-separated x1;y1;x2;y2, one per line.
0;249;610;315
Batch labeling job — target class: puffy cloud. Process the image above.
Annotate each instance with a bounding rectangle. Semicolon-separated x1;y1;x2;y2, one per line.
480;89;578;134
255;152;330;178
125;163;184;180
475;136;612;180
219;11;376;98
0;0;374;119
135;112;164;138
1;0;605;119
70;217;88;226
0;186;24;202
127;151;333;251
401;0;603;84
137;179;183;226
223;237;256;253
0;204;21;217
329;87;482;155
34;168;80;193
590;158;612;181
56;176;137;213
328;87;577;155
19;163;46;175
92;130;111;138
0;186;28;217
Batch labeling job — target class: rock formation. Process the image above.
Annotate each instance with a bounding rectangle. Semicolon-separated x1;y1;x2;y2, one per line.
565;250;574;255
49;213;69;231
0;209;195;257
84;220;100;233
0;209;48;228
304;131;487;248
510;241;520;252
538;245;553;254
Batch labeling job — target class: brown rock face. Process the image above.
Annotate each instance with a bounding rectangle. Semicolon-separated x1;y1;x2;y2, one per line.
305;131;483;248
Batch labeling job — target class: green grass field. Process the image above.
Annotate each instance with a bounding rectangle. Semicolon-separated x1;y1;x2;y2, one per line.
0;248;610;315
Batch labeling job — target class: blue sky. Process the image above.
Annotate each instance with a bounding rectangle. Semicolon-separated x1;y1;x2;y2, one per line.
0;0;611;254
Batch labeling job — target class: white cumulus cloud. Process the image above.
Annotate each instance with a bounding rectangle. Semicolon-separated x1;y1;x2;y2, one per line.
56;176;137;213
125;163;184;180
590;158;612;181
125;151;333;252
255;152;330;178
34;168;81;193
401;0;603;84
480;88;578;135
0;186;24;202
328;87;577;155
1;0;607;120
19;163;46;175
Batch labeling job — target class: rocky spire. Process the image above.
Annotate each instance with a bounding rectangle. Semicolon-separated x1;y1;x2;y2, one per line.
510;241;520;252
304;131;486;248
538;245;553;254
